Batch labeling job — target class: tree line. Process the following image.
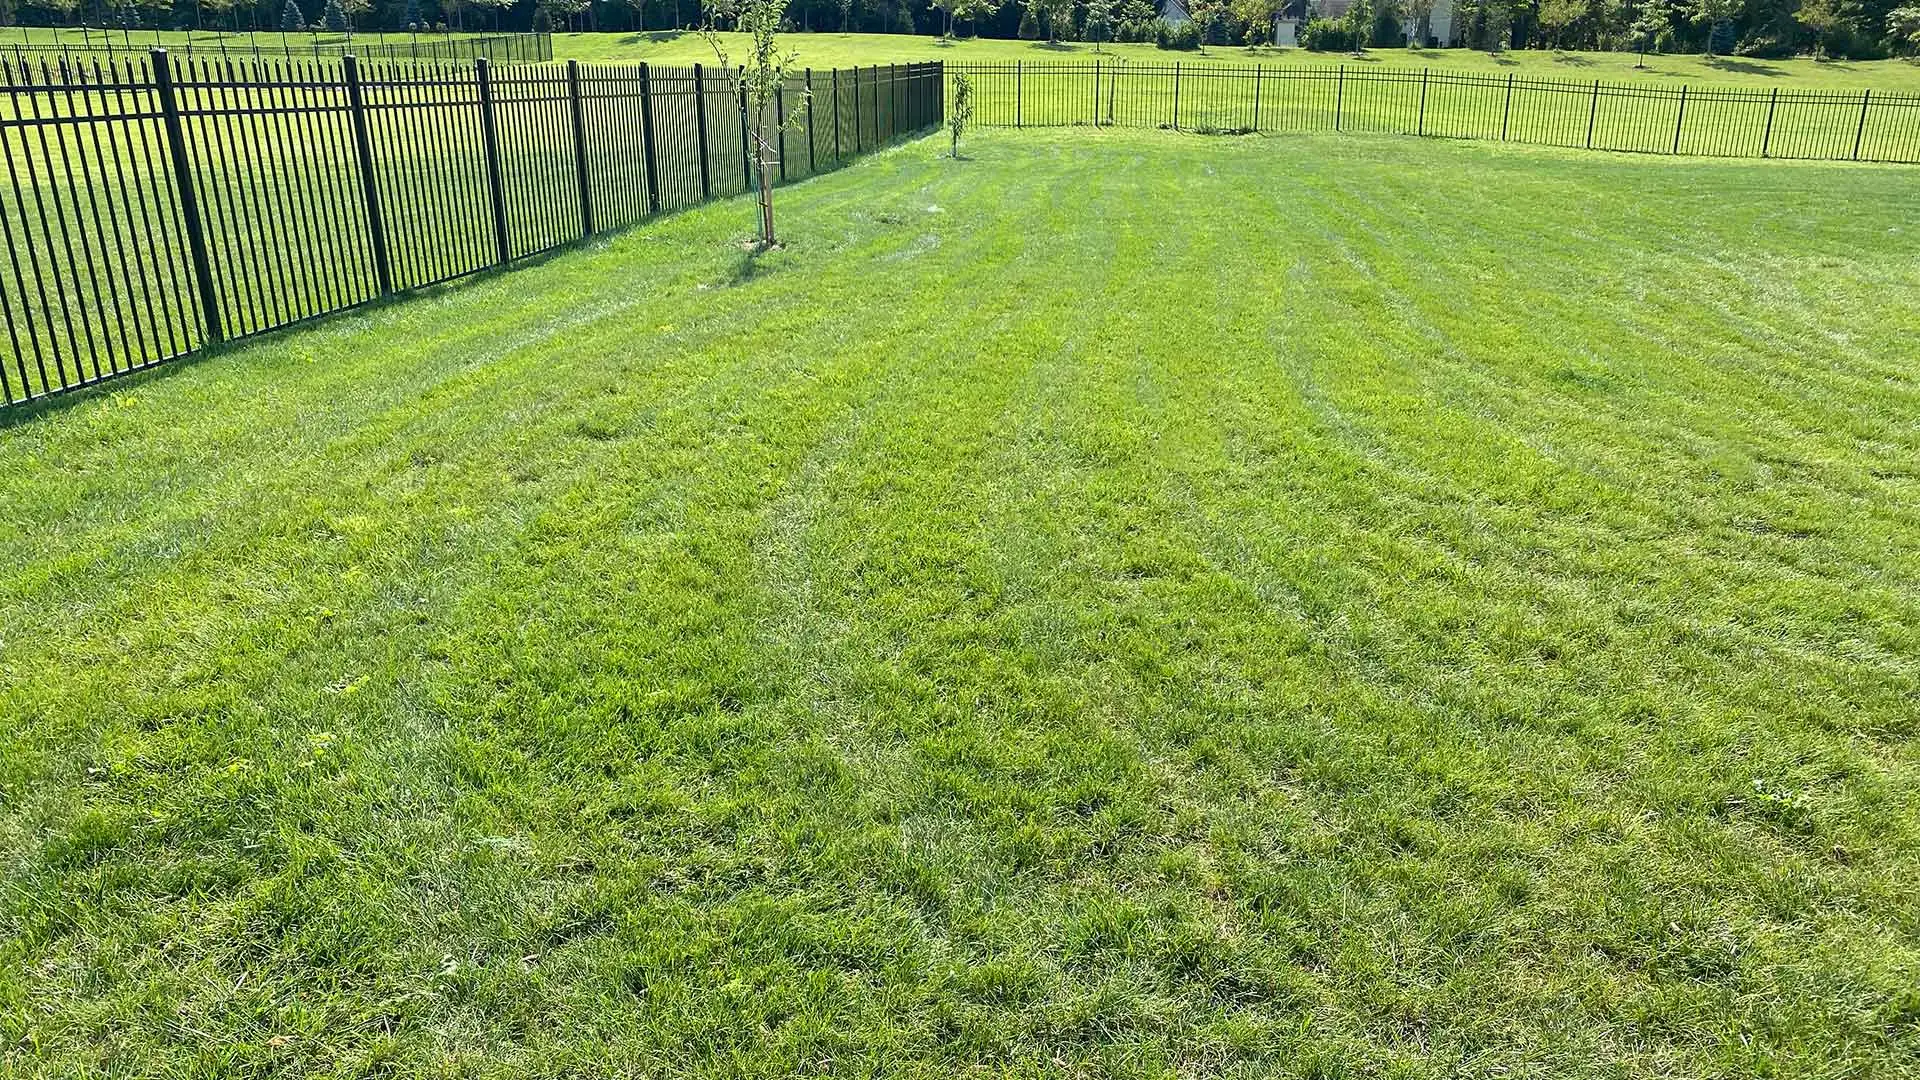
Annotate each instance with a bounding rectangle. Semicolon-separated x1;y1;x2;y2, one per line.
4;0;1916;59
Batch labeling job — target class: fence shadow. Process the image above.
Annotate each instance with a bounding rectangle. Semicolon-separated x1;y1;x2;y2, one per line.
0;56;946;413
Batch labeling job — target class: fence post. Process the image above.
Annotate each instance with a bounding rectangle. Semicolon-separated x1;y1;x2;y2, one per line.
567;60;593;237
342;55;395;297
1501;71;1513;141
1586;79;1598;149
1673;84;1687;155
638;62;662;213
833;67;842;160
151;49;223;344
1252;64;1261;132
738;70;753;190
1417;67;1427;136
693;64;712;199
776;80;787;182
1015;60;1022;128
1853;88;1870;161
853;66;864;151
1760;86;1776;158
1108;60;1116;125
475;57;511;265
806;68;816;173
1173;62;1182;130
1334;65;1343;132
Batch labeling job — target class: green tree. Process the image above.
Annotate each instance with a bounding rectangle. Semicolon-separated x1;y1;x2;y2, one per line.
538;0;590;29
1341;0;1373;50
280;0;306;29
1039;0;1075;39
1189;0;1229;42
1796;0;1857;56
1402;0;1433;44
702;0;807;247
1231;0;1279;43
1536;0;1583;45
950;0;1003;32
1084;0;1114;45
1017;0;1041;35
948;70;974;155
1630;0;1670;63
1481;0;1514;50
1891;5;1920;52
323;0;347;31
1686;0;1734;54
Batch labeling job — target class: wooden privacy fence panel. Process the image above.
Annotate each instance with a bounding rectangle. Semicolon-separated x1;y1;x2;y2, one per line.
952;61;1920;165
0;54;944;407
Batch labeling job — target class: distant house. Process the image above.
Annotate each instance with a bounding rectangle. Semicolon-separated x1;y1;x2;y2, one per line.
1275;0;1458;46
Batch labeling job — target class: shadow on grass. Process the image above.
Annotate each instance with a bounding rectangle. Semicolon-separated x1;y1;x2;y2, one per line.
1;220;632;428
0;125;951;426
616;30;691;46
1553;52;1595;67
1707;57;1785;77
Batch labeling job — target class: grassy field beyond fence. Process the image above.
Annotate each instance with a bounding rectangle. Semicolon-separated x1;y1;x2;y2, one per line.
953;61;1920;161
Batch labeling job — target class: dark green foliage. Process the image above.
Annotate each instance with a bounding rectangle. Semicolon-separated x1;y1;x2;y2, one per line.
1156;16;1201;45
280;0;305;30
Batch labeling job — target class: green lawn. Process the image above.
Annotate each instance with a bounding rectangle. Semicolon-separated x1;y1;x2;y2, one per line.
3;129;1918;1077
550;30;1920;90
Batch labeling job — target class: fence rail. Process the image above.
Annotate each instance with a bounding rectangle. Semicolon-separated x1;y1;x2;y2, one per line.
0;53;943;408
3;32;553;67
951;61;1920;164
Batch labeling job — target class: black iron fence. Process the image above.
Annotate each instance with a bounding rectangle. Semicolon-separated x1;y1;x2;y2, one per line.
0;54;943;407
951;61;1920;164
4;32;553;67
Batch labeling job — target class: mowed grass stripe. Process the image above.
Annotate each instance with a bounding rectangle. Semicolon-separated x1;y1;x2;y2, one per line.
1;130;1917;1077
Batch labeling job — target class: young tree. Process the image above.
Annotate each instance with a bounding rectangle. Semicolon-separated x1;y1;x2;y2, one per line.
1038;0;1075;40
948;70;974;155
1189;0;1229;43
1341;0;1372;50
1402;0;1432;44
703;0;806;248
280;0;305;29
1629;0;1669;63
1686;0;1734;55
1536;0;1582;47
1084;0;1114;46
1231;0;1280;44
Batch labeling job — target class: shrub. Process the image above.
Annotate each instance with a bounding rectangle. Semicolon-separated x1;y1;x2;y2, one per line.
1298;16;1353;50
1157;19;1202;48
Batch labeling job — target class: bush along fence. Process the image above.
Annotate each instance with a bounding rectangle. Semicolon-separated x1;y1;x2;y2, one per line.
4;31;553;67
951;62;1920;164
0;54;943;407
